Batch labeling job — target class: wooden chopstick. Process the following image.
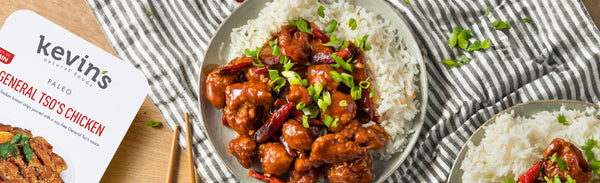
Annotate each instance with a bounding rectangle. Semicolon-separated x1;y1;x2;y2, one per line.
166;125;179;183
185;113;195;183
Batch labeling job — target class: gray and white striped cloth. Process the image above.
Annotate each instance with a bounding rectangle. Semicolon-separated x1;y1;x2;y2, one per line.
86;0;600;182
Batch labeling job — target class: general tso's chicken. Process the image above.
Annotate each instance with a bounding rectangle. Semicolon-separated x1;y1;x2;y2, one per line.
293;151;312;172
307;64;341;92
279;25;311;64
289;167;320;183
282;119;314;151
287;85;313;106
258;42;280;66
228;136;257;168
0;159;26;182
309;39;334;64
327;152;373;183
246;66;270;83
258;142;294;177
309;134;366;165
321;92;356;133
206;69;239;109
224;82;273;136
541;138;592;183
336;119;359;140
355;124;388;150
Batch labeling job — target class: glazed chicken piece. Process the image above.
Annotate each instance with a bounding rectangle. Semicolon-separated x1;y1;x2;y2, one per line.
282;119;314;151
245;66;270;83
258;142;294;177
541;138;592;183
309;39;334;64
224;82;273;136
228;136;258;168
327;152;373;183
293;151;312;172
321;91;357;133
278;24;311;64
0;159;26;182
354;124;388;150
309;134;366;165
287;85;313;105
336;119;359;140
206;69;239;109
307;64;341;92
289;167;320;183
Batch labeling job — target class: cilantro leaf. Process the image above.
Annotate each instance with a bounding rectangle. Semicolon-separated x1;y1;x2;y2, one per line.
557;113;568;125
485;7;492;16
589;160;600;175
349;18;357;30
448;27;463;49
443;54;470;68
457;29;472;49
582;138;599;162
491;20;511;30
549;156;569;171
523;18;533;23
467;41;483;51
318;6;325;18
482;39;491;49
288;18;313;35
0;142;8;159
23;144;33;161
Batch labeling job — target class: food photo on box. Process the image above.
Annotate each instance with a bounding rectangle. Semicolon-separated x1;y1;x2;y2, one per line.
1;0;600;183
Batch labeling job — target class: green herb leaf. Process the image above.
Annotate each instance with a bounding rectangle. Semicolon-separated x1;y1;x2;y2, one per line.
457;29;472;50
549;156;569;171
146;121;162;127
501;178;516;183
331;53;354;72
405;0;410;4
581;138;599;162
323;115;333;127
23;144;33;161
269;39;281;56
318;6;325;18
0;142;9;159
7;143;17;157
565;175;576;183
443;54;471;68
11;134;22;144
523;18;533;23
485;7;492;16
339;100;348;107
448;27;463;49
349;18;357;30
558;113;568;125
589;160;600;175
288;18;313;35
485;174;494;178
330;71;343;82
355;35;371;51
339;41;349;51
326;20;337;33
331;118;339;128
146;8;152;17
467;41;483;51
369;91;375;98
491;20;511;30
323;91;332;105
351;86;362;100
102;71;108;74
482;39;491;49
322;34;340;46
302;115;310;128
244;47;264;66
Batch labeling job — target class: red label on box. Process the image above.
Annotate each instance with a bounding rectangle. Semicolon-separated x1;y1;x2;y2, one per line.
0;47;14;64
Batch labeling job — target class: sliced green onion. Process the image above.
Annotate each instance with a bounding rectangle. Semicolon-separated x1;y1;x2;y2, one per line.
369;91;375;98
349;18;357;30
339;100;348;107
296;102;306;110
302;107;312;116
322;34;340;46
307;85;315;97
340;73;355;88
282;71;302;86
309;106;319;118
323;91;331;105
318;6;325;18
359;79;370;89
351;86;362;100
331;53;353;72
339;40;349;51
272;45;281;56
313;82;324;100
331;118;339;127
326;20;337;33
323;115;333;127
302;115;310;128
329;71;343;82
319;127;328;136
300;79;308;87
317;98;328;111
268;69;279;80
288;18;313;35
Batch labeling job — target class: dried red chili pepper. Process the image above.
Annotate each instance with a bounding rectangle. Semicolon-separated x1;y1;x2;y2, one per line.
262;56;281;66
517;161;541;183
279;135;297;157
221;62;252;72
351;50;376;123
253;67;269;75
235;0;244;2
310;23;330;43
248;170;285;183
335;41;356;61
253;103;294;143
273;99;286;108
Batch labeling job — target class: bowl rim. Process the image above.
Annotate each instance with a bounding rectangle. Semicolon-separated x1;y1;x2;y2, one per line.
196;0;428;182
446;99;600;183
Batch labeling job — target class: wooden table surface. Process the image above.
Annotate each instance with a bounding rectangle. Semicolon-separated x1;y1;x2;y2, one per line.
1;0;599;183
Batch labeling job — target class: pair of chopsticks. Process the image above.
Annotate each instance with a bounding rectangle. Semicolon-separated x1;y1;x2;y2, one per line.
166;113;195;183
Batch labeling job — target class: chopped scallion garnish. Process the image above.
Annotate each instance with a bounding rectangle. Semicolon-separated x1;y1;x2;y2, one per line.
359;79;370;89
296;102;306;110
339;100;348;107
318;6;325;18
326;20;337;33
348;18;357;30
288;18;313;35
322;34;340;46
302;115;310;128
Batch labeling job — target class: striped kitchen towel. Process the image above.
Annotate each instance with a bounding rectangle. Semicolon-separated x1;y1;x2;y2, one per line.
86;0;600;182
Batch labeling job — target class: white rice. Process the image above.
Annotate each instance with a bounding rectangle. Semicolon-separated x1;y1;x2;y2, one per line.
227;0;419;160
460;106;600;183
